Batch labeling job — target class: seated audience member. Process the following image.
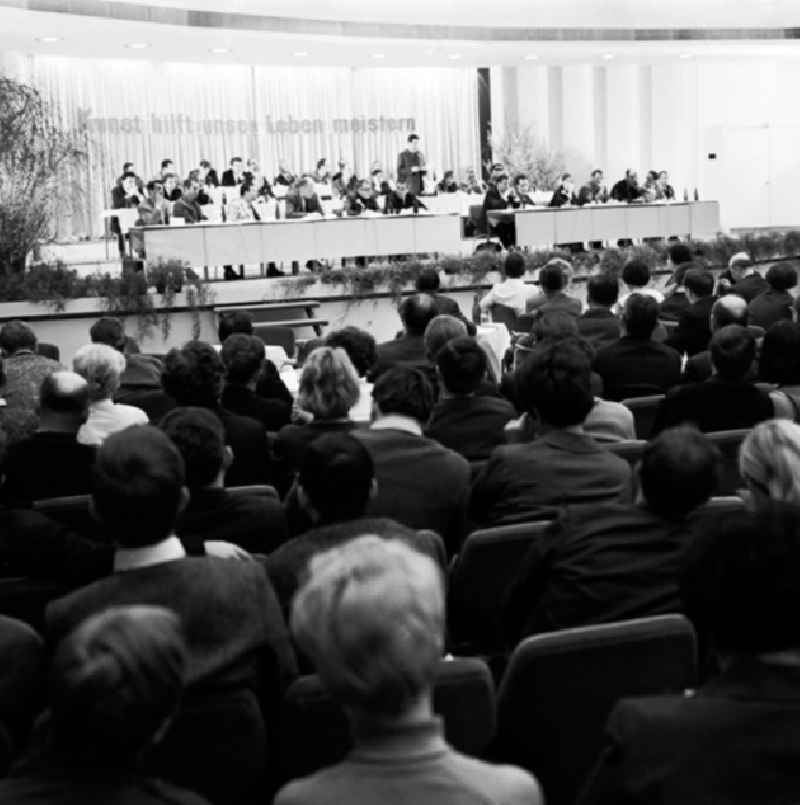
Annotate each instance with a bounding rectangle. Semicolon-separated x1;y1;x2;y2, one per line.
737;419;800;511
46;426;296;804
527;260;582;318
0;607;208;805
275;536;542;805
593;295;682;400
285;177;323;217
748;263;797;330
718;250;768;302
369;294;440;380
161;407;287;555
0;320;62;444
73;344;148;446
759;322;800;419
425;337;516;461
659;244;694;320
577;273;622;352
325;327;377;423
354;367;471;557
616;259;664;311
581;505;800;805
471;339;631;527
664;267;716;356
220;334;290;431
90;316;162;393
161;341;272;487
683;294;749;383
171;179;205;224
652;325;773;433
478;252;537;316
416;267;462;317
2;372;96;503
266;433;445;616
504;425;718;643
424;315;469;363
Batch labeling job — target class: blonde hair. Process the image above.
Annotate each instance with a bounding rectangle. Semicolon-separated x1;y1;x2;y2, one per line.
739;419;800;505
297;346;359;420
291;536;444;717
73;343;126;402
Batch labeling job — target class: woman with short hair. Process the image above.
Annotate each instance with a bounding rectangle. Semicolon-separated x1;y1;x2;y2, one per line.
739;419;800;509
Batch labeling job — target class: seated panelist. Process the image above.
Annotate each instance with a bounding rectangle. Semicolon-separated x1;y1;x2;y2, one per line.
221;156;246;187
509;174;535;208
171;179;206;224
438;170;460;193
549;172;577;207
227;183;263;221
285;177;324;217
345;180;381;215
384;180;427;214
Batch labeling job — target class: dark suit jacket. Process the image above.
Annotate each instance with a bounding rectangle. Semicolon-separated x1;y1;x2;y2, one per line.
110;187;140;235
368;334;429;381
205;168;220;187
481;186;508;230
171;198;203;223
384;191;426;214
578;309;622;353
220;169;246;187
353;428;471;557
579;659;800;805
748;288;793;330
217;408;274;487
652;377;773;434
593;337;683;401
549;187;577;207
470;430;632;528
430;292;461;318
611;180;644;202
274;421;358;484
664;295;715;356
221;383;291;432
659;290;691;321
396;149;425;194
682;349;713;383
284;192;323;217
425;395;517;461
729;272;768;303
177;487;288;555
504;503;700;642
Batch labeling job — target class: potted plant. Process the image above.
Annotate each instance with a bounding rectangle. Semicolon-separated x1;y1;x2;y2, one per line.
147;260;185;295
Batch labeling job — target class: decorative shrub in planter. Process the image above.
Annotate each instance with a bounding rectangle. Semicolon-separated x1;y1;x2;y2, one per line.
147;261;185;296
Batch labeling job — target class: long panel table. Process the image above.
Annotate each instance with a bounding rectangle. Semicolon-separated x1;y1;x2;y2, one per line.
136;212;464;267
488;201;720;246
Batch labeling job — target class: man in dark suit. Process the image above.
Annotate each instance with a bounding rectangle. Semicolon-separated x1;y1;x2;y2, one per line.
580;505;800;805
653;324;773;433
369;293;439;381
45;427;295;804
383;180;427;214
284;177;324;217
748;263;797;330
610;169;645;202
471;339;632;528
577;169;605;205
199;158;219;187
354;367;470;557
577;274;622;352
482;173;514;247
593;295;682;400
504;425;718;643
415;267;462;318
659;244;695;320
664;267;716;356
717;251;768;302
396;132;426;195
425;337;516;461
683;294;749;383
110;171;141;255
220;155;246;187
171;179;205;223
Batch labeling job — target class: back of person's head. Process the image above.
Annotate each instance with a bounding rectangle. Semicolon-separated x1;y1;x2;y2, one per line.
296;337;325;368
399;294;438;337
668;243;693;266
640;426;719;519
766;262;798;292
436;336;486;396
684;267;715;299
623;293;659;340
89;317;126;351
325;327;377;378
221;333;264;386
217;310;254;343
291;536;444;719
759;321;800;385
710;324;755;382
162;341;224;408
415;267;441;292
73;343;126;402
531;310;579;343
515;338;594;426
50;606;186;763
160;407;227;490
587;273;619;308
539;260;569;293
372;366;435;423
739;419;800;507
423;314;468;361
39;371;89;422
298;432;374;524
92;426;186;547
298;347;360;420
504;251;525;279
0;320;36;355
621;259;651;289
711;294;748;331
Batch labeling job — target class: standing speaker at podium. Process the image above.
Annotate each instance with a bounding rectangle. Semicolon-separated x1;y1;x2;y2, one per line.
397;132;426;196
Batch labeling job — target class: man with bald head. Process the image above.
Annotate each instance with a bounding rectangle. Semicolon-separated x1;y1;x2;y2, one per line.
2;371;97;502
683;294;750;383
719;252;768;303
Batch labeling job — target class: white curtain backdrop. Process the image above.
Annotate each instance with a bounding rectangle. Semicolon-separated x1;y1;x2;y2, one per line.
2;54;480;238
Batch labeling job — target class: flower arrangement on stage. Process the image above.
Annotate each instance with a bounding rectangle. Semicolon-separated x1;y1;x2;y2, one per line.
490;125;566;190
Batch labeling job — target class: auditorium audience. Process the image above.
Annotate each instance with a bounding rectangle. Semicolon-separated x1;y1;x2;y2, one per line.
653;325;773;433
527;259;582;318
478;252;537;316
664;267;716;356
582;504;800;804
718;251;768;302
616;259;664;310
594;295;682;400
0;320;62;444
275;536;542;805
577;273;622;351
416;267;462;317
354;366;470;556
504;425;718;642
324;326;377;422
161;407;288;555
471;339;631;527
683;294;749;383
161;341;273;486
747;262;797;330
72;344;148;446
45;426;296;803
759;322;800;419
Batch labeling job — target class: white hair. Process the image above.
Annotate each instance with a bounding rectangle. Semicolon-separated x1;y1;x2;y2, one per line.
73;343;126;402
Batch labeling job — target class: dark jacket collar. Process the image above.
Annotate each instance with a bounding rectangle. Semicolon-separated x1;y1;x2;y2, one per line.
538;429;601;454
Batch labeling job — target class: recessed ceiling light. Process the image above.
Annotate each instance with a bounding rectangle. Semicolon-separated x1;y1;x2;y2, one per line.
679;53;692;59
372;53;385;59
448;53;461;60
36;36;61;43
293;51;308;57
524;54;539;61
126;42;150;49
602;53;614;60
210;47;230;54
